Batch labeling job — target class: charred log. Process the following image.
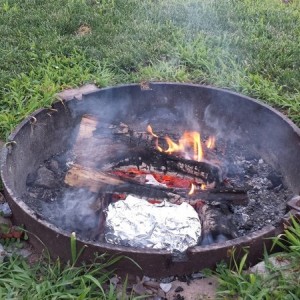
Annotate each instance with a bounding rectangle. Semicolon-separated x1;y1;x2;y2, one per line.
193;188;249;206
65;164;248;206
72;116;224;185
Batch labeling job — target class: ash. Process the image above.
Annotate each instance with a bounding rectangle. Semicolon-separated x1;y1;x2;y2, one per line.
229;155;291;235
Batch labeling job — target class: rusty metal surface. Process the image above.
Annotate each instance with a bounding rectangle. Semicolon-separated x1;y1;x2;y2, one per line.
287;196;300;212
1;83;300;277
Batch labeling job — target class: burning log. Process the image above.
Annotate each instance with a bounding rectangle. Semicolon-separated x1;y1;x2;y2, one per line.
153;152;222;184
65;164;248;206
66;115;247;205
72;115;222;184
111;149;222;184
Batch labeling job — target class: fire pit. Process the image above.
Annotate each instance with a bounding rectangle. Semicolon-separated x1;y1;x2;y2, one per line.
1;83;300;277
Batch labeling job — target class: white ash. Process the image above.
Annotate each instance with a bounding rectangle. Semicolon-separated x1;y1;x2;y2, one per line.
145;174;167;187
229;155;292;235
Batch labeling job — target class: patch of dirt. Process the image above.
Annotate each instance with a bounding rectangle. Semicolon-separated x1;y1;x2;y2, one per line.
76;24;92;36
165;278;217;300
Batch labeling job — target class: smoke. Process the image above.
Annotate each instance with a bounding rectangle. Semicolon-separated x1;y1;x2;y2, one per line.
203;103;244;143
41;189;99;236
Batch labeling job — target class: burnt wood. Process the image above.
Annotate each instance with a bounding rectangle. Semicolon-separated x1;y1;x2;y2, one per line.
65;163;248;206
73;115;224;184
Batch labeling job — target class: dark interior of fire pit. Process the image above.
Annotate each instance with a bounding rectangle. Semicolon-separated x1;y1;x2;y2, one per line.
23;110;292;246
2;83;300;276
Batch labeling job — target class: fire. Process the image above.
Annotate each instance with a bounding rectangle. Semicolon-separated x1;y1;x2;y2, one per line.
147;125;158;138
147;125;163;152
206;136;216;149
188;183;195;195
147;125;207;162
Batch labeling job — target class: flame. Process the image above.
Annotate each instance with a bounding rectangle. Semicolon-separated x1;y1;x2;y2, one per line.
206;136;216;149
147;125;204;162
147;125;158;138
200;183;207;190
147;125;163;152
188;183;195;195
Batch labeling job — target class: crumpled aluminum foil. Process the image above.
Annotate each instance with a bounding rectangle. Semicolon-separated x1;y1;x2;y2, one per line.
105;195;201;252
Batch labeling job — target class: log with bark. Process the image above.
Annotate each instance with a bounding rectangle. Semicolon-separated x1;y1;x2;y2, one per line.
65;164;248;206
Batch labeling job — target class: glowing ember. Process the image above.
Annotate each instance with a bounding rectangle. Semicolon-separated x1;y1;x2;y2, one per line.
110;169;195;189
200;183;207;190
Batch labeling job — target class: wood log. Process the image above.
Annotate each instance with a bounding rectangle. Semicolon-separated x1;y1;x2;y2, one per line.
72;115;223;183
65;164;124;193
72;115;129;168
75;114;98;140
65;164;248;205
67;115;246;204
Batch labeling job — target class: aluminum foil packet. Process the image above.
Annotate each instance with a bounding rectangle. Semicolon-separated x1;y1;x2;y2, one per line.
105;195;201;252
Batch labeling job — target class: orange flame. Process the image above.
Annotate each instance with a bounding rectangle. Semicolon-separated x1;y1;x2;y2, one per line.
147;125;163;152
148;125;204;162
200;183;207;190
188;183;195;195
206;136;216;149
147;125;158;138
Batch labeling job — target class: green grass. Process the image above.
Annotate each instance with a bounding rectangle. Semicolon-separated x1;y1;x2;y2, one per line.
0;253;131;300
215;217;300;299
1;0;300;139
0;231;143;299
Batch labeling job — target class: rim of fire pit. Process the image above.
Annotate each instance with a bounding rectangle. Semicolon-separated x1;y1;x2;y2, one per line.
1;82;300;277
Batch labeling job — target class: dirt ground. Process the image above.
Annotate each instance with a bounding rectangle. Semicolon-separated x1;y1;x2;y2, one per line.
164;277;217;300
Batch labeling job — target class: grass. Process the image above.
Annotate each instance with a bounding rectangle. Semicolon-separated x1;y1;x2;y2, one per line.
215;217;300;299
0;0;300;298
0;232;143;299
0;253;128;300
1;0;300;139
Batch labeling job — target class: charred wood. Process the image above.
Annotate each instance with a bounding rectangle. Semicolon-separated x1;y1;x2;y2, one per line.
65;164;248;206
72;116;223;185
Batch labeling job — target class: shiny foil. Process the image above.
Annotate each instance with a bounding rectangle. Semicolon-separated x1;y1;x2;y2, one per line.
105;195;201;252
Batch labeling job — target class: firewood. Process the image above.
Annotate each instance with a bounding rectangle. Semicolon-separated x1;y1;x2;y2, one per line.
72;115;128;167
67;115;245;205
65;163;248;206
72;115;222;184
65;164;123;193
75;114;98;140
193;188;249;206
